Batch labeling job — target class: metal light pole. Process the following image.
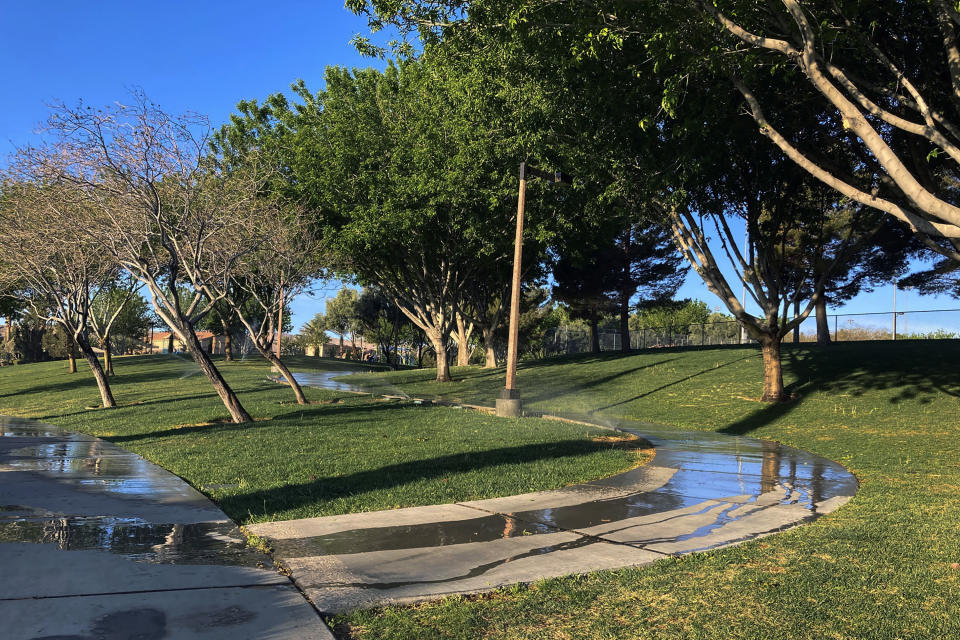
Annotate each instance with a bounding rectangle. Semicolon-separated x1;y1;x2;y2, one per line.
496;162;571;418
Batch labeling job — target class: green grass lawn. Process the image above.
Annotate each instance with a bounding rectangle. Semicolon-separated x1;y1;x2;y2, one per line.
334;341;960;639
0;354;640;523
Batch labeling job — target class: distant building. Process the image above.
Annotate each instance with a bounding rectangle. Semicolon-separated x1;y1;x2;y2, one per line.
148;331;225;355
304;339;376;360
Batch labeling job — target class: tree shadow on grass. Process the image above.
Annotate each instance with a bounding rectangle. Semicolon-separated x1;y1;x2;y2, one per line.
717;341;960;436
32;385;283;423
216;438;622;522
0;364;212;401
589;354;758;415
404;359;681;408
103;401;408;444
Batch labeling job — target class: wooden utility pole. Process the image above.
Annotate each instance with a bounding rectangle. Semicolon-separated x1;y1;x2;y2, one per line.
497;162;527;417
497;163;571;418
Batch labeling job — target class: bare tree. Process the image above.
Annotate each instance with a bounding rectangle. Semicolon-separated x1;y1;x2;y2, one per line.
207;203;325;405
37;93;261;423
0;178;118;407
88;275;139;376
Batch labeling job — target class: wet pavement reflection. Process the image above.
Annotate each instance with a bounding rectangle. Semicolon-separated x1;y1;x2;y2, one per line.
0;417;357;637
0;516;267;566
0;415;262;566
290;371;367;393
255;373;859;611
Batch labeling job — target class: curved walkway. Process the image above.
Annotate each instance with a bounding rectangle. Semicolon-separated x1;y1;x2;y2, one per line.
0;415;333;640
248;372;858;614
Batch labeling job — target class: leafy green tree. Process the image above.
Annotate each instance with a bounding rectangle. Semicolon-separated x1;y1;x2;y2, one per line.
632;300;712;333
221;37;568;381
356;288;406;368
41;324;79;372
110;290;151;355
362;0;960;274
325;288;359;358
347;0;960;401
299;313;330;357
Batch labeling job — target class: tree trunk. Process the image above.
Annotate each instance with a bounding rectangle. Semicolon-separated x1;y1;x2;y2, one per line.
792;298;801;344
67;339;77;374
257;342;307;405
481;326;497;368
221;319;234;361
178;325;252;423
816;297;832;346
339;334;344;356
427;328;451;382
589;316;601;354
619;291;631;353
103;331;114;376
759;335;787;402
454;314;473;366
76;333;116;408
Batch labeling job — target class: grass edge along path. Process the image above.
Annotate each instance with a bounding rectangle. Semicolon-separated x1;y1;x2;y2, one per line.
332;341;960;640
0;355;646;524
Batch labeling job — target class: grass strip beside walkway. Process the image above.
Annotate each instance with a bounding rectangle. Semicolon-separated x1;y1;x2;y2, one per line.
0;355;641;524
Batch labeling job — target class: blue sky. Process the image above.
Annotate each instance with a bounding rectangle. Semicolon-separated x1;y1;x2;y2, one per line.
1;2;954;330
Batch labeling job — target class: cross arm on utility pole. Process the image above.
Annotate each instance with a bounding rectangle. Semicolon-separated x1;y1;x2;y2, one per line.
523;163;573;185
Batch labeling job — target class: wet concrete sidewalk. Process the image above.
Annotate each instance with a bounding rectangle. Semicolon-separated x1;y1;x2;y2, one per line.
252;373;858;614
0;415;333;640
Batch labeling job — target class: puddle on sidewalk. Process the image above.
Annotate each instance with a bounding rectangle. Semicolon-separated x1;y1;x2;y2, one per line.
0;516;269;567
273;513;556;558
290;372;365;393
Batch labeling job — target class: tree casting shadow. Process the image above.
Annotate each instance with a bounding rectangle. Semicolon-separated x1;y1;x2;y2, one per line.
219;438;623;520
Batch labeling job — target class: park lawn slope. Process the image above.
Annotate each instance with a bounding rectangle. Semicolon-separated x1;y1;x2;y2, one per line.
0;355;642;524
335;341;960;639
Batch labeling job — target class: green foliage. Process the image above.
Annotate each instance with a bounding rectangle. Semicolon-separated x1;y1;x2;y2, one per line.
630;299;725;332
41;324;73;360
299;313;331;355
325;288;359;343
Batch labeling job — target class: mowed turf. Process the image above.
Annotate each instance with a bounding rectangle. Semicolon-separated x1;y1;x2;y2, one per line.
335;341;960;639
0;354;639;523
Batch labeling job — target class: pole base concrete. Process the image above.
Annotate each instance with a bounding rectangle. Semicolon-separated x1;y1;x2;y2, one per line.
496;388;522;418
496;398;522;418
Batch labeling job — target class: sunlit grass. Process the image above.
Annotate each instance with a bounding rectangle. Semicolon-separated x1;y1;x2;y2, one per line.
334;341;960;639
0;354;638;523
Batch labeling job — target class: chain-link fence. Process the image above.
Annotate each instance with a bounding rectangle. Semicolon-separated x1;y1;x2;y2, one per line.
543;308;960;356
